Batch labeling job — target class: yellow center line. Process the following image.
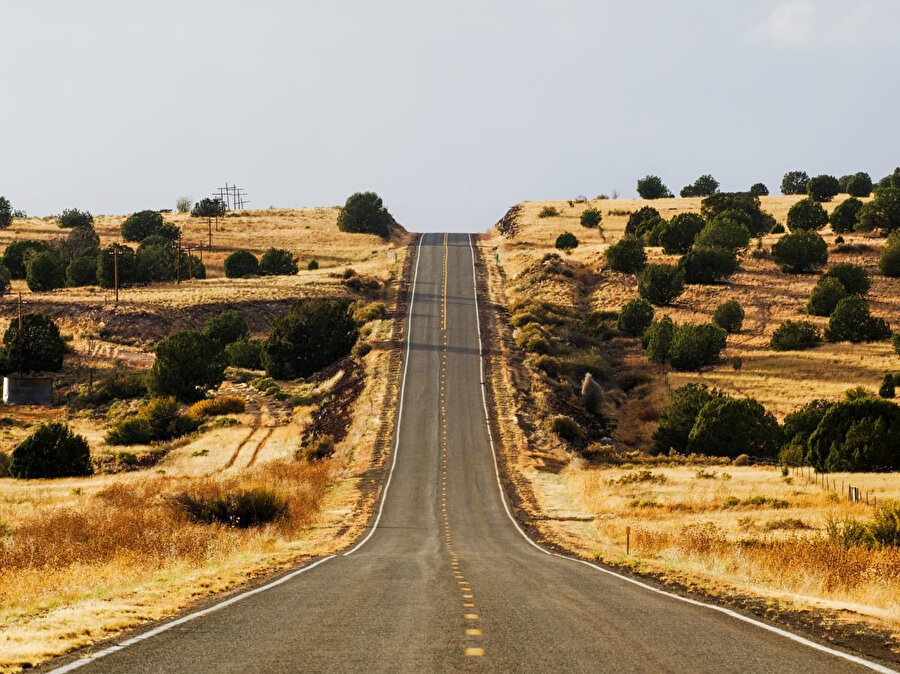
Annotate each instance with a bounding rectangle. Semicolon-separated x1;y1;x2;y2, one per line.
442;232;448;330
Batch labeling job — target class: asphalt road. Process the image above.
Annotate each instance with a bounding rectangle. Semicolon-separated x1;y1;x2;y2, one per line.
48;233;887;673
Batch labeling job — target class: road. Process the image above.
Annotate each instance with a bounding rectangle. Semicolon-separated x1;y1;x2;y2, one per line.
49;233;886;673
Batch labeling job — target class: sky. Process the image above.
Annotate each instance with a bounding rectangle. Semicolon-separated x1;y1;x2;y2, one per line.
1;0;898;232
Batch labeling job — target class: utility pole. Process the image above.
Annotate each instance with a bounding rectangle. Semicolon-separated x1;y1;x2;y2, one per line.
113;247;119;304
176;232;182;284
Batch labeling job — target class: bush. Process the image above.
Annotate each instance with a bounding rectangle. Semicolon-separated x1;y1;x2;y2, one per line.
336;192;394;237
299;435;335;461
580;207;602;229
638;264;685;306
25;251;66;291
604;236;646;273
555;232;578;250
538;206;559;218
668;323;727;371
846;173;873;198
879;374;895;399
0;196;11;229
142;396;197;440
807;277;847;316
655;213;704;254
176;197;192;213
643;316;674;364
680;174;719;198
625;206;661;237
771;230;828;273
581;373;603;415
826;296;891;343
694;213;751;252
879;242;900;277
96;244;137;288
516;323;551;354
259;248;298;276
225;339;263;369
65;254;98;287
771;320;821;351
203;310;249;351
636;175;671;199
807;397;900;471
170;487;288;528
687;396;780;459
262;298;358;379
679;246;737;284
782;398;832;453
787;198;828;232
307;259;319;271
59;226;100;263
353;301;387;323
550;415;582;443
58;208;93;229
191;198;225;219
652;383;721;454
781;170;810;195
806;174;840;202
187;395;246;418
701;193;772;237
750;183;769;197
713;300;744;333
135;237;178;282
823;262;870;296
224;249;259;278
121;210;165;242
3;240;48;278
148;330;226;402
857;187;900;234
617;299;654;337
0;264;11;296
1;313;66;373
10;422;92;479
829;198;863;234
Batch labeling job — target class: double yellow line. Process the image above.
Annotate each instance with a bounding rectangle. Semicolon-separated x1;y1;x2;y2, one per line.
442;233;449;331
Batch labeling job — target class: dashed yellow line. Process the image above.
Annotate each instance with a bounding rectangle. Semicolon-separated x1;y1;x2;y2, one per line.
466;648;485;657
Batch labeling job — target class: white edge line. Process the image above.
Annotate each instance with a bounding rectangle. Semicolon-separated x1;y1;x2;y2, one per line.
48;235;427;673
465;233;895;674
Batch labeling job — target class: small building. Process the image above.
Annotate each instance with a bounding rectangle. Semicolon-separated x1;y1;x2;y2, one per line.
3;375;53;405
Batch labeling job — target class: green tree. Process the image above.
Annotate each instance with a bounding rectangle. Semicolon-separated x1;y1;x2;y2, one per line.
643;316;674;363
148;330;226;402
580;207;602;229
65;254;98;287
625;206;661;237
787;198;828;231
96;244;137;288
262;298;358;379
0;265;10;295
771;230;828;273
847;172;873;197
638;264;685;306
191;197;225;218
25;251;66;291
259;248;299;276
10;422;92;479
688;396;780;458
657;213;705;254
807;397;900;471
0;197;12;229
58;225;100;263
829;198;863;234
636;175;672;199
680;174;719;198
701;193;773;237
58;208;94;229
3;240;48;279
750;183;769;197
652;383;721;454
617;299;654;337
879;241;900;277
668;323;727;371
807;277;847;316
713;300;744;333
825;296;891;343
224;250;259;278
135;236;178;282
203;310;249;350
857;187;900;234
782;399;832;455
806;174;840;202
555;232;578;250
694;212;751;252
336;192;394;237
225;339;262;369
2;313;67;373
679;246;737;284
879;374;895;399
771;320;821;351
604;236;646;273
823;262;870;296
781;171;810;195
121;210;166;242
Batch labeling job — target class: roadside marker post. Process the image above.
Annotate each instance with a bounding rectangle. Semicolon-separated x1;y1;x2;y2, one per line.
626;526;631;555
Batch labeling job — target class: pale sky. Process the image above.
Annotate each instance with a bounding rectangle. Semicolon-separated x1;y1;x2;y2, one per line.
1;1;898;232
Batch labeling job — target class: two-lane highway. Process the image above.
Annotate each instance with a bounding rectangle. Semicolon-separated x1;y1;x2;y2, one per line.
48;233;887;673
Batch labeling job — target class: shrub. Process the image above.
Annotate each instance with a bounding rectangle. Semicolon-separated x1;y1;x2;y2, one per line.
25;251;65;291
604;236;646;273
652;383;721;454
170;487;288;528
688;396;780;458
225;339;263;369
829;198;863;234
538;206;559;218
550;415;581;443
782;399;832;453
58;208;93;229
259;248;298;276
750;183;769;197
806;174;840;202
262;298;358;379
581;373;603;415
187;395;246;418
191;198;225;219
643;316;674;364
638;264;685;306
679;246;737;284
807;397;900;471
65;254;98;287
299;435;335;461
857;187;900;234
713;300;744;333
96;244;137;288
701;193;772;237
580;207;602;229
668;323;727;371
224;250;259;278
142;396;197;440
0;196;11;229
846;173;873;198
657;213;705;254
176;197;192;213
516;323;551;354
307;259;319;270
879;243;900;277
625;206;661;237
121;210;165;242
3;240;48;279
826;296;891;343
807;277;848;317
336;192;394;237
636;175;671;199
823;262;870;296
555;232;578;250
771;230;828;273
787;198;828;232
680;174;719;198
148;330;226;402
203;310;249;351
59;226;100;263
694;213;751;252
135;237;178;282
879;374;895;399
771;320;821;351
353;301;387;323
1;313;66;373
781;170;810;195
617;299;654;337
0;265;11;295
10;422;92;479
894;333;900;356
